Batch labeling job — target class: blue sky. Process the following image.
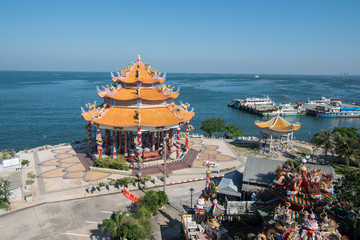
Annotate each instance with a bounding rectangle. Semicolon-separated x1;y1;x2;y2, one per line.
0;0;359;74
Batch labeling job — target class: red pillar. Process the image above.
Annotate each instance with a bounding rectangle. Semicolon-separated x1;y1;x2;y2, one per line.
118;131;122;154
176;124;180;158
124;131;128;154
138;126;142;166
156;131;160;150
97;127;103;158
151;132;155;151
186;121;189;150
163;130;167;159
112;131;117;158
87;122;92;153
170;129;173;150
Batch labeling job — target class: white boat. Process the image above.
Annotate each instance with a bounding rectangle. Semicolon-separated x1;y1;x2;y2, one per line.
264;104;304;116
254;75;260;78
316;106;360;118
243;96;274;106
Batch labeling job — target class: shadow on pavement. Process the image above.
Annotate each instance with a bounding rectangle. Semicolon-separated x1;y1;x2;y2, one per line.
158;208;182;240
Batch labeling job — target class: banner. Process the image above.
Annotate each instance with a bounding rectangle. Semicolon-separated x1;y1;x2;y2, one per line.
2;156;20;168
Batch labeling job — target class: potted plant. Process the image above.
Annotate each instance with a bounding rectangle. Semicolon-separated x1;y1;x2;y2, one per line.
86;185;94;193
122;177;130;188
107;178;115;190
25;180;32;190
27;172;36;183
98;182;106;191
141;175;152;185
25;194;33;202
21;159;30;168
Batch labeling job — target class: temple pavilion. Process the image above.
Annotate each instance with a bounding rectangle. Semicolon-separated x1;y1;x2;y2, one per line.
81;56;194;167
255;115;301;153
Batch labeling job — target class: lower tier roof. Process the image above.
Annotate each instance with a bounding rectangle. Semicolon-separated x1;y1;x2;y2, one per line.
82;104;194;129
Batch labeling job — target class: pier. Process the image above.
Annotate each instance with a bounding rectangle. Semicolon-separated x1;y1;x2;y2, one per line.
228;99;277;116
229;97;360;117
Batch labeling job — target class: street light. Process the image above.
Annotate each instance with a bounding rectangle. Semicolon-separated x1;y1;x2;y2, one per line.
190;188;194;209
163;133;168;192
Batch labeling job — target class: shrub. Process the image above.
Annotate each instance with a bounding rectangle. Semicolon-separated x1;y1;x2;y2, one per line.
140;190;159;215
21;159;30;166
0;200;9;210
27;172;36;180
157;191;168;208
93;155;129;170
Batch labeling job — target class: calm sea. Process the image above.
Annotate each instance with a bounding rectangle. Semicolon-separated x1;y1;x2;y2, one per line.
1;71;360;151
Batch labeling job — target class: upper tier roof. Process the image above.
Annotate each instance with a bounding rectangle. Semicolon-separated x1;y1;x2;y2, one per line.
98;88;179;101
82;104;194;128
111;59;166;84
254;114;301;132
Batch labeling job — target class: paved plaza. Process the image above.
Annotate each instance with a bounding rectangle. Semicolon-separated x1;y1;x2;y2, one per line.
1;137;247;239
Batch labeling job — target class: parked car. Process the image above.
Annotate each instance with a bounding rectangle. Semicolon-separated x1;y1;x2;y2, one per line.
203;161;220;168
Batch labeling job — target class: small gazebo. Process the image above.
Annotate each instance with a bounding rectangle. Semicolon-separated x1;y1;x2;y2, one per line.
254;114;301;153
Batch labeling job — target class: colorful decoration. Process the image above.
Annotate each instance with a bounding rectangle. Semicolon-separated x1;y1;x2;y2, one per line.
137;126;142;166
96;128;103;157
169;129;173;150
253;160;352;240
112;131;116;158
85;122;92;153
81;57;194;168
176;123;180;158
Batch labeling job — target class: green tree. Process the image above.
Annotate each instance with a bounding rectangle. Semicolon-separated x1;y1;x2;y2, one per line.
335;137;360;166
100;211;128;239
140;190;159;215
224;124;243;137
0;149;10;161
200;117;226;137
133;206;152;220
311;130;335;164
157;190;169;208
334;168;360;231
332;127;360;140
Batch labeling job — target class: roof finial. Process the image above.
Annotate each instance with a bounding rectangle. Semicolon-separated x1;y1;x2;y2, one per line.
137;55;141;61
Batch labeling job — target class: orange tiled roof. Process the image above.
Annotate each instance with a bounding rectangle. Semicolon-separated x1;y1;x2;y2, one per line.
112;61;166;84
254;115;301;132
97;88;179;101
82;104;194;127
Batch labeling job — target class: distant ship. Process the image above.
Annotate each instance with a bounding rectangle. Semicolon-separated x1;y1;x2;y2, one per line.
254;75;260;78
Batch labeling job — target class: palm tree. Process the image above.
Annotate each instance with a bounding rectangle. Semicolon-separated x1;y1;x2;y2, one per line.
335;137;360;166
311;130;335;164
101;211;128;239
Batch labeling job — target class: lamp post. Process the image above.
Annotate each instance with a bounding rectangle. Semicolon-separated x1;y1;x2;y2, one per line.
163;133;168;192
190;187;194;209
44;135;47;149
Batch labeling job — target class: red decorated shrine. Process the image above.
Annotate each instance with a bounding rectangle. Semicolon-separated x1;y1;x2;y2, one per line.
81;56;194;166
253;161;351;240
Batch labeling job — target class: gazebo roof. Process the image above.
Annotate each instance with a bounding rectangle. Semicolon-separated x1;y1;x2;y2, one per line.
82;104;194;129
254;114;301;132
98;88;179;101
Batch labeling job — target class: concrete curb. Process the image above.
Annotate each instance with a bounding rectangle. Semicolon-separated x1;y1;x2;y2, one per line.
167;175;223;185
1;175;224;217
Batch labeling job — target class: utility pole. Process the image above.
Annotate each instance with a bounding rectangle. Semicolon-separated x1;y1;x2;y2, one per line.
163;133;168;192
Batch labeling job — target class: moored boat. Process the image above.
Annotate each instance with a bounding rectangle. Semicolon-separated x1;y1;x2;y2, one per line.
262;104;305;117
316;106;360;118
